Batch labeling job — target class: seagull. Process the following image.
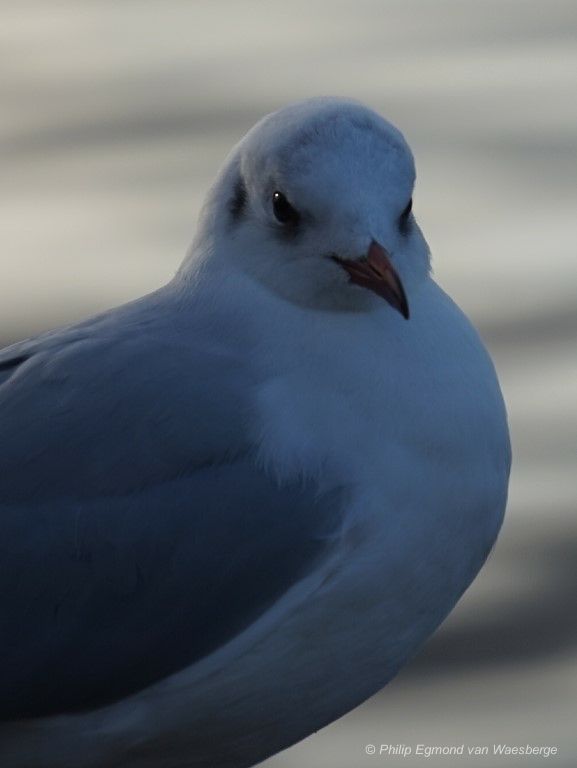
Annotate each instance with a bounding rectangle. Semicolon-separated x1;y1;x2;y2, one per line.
0;98;510;768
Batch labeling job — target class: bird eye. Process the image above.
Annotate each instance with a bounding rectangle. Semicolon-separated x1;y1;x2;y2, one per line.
272;191;300;226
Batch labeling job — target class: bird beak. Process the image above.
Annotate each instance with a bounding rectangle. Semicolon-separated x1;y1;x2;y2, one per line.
332;241;410;319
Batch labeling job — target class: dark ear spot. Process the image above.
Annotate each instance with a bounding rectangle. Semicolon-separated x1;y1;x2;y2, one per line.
398;198;413;236
229;177;247;222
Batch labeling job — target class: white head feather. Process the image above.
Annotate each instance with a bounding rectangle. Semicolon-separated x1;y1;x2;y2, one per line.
180;98;430;313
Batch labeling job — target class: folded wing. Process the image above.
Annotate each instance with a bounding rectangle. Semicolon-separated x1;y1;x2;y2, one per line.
0;311;343;719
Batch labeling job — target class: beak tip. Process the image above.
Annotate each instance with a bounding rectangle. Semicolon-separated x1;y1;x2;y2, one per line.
332;244;410;320
397;287;410;321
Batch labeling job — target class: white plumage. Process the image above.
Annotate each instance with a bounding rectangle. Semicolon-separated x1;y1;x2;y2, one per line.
0;98;510;767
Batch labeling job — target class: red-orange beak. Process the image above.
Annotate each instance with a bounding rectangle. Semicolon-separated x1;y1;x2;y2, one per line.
332;241;409;319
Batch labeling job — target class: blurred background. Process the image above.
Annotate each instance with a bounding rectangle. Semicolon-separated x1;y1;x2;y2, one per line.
2;1;576;765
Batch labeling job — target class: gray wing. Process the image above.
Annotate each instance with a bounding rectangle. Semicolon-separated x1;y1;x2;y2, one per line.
0;312;343;720
0;303;249;504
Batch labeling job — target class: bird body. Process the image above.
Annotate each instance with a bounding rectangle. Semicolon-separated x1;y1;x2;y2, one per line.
0;98;510;767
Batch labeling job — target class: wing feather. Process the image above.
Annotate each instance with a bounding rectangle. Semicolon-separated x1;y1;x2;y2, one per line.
0;305;344;719
0;463;341;719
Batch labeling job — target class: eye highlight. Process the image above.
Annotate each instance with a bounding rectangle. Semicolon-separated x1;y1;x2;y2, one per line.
399;198;413;234
272;191;300;227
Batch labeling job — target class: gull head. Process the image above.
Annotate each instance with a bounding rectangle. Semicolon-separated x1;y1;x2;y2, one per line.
188;98;431;315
